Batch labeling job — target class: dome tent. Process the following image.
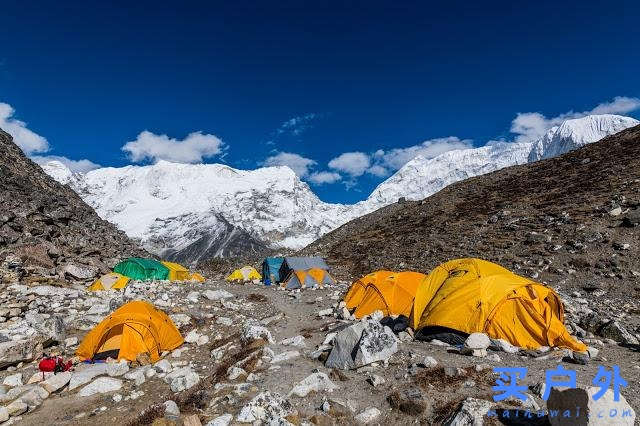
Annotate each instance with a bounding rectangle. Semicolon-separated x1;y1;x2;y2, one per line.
343;270;395;311
89;272;131;291
280;268;336;289
348;271;427;319
76;301;183;362
113;258;169;281
161;261;191;281
410;258;586;352
261;257;284;285
226;265;261;282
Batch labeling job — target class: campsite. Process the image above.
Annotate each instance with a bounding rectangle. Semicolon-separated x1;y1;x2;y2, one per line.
1;3;640;425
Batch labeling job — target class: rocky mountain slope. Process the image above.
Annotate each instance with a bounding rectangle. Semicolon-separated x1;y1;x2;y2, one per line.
0;129;145;284
304;124;640;300
41;114;638;263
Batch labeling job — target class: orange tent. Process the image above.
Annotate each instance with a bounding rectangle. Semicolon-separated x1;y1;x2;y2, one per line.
351;271;427;319
344;270;394;311
76;301;183;362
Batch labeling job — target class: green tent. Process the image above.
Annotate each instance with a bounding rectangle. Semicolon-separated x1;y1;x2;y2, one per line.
113;258;170;281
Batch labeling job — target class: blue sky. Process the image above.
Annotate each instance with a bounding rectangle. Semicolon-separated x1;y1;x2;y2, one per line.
1;1;639;203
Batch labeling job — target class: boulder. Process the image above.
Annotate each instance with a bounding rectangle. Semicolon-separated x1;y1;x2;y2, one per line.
78;377;122;397
236;391;296;423
42;371;72;393
106;361;129;377
0;339;41;369
69;363;110;390
62;263;99;280
354;407;381;424
547;386;635;425
489;338;520;354
0;406;8;423
204;290;234;301
326;320;398;370
461;333;491;356
164;400;180;420
271;351;300;364
289;372;339;397
597;321;639;345
6;400;28;416
281;335;306;348
205;414;233;426
242;323;275;344
443;397;493;426
2;373;22;387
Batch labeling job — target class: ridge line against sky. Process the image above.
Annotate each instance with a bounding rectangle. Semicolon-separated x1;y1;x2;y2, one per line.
2;95;639;188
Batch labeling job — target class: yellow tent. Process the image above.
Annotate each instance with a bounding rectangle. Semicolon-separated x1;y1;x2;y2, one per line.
190;272;205;282
344;270;395;310
226;265;261;282
88;272;131;291
351;271;427;319
76;300;183;362
410;258;586;352
161;261;192;281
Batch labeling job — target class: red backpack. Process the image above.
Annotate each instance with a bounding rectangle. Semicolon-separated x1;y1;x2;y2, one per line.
38;356;72;379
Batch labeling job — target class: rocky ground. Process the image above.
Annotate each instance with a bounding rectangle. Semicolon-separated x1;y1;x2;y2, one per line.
1;265;639;425
0;129;146;287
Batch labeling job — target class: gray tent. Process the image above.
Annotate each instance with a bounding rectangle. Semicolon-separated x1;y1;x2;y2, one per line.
278;257;329;281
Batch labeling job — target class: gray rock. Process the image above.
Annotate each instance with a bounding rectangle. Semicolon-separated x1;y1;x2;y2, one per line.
154;359;172;373
78;377;122;397
204;414;233;426
242;323;275;344
598;321;639;345
69;363;110;390
547;386;635;425
367;374;385;387
106;361;129;377
489;338;520;354
204;290;234;301
42;371;71;393
289;372;339;397
326;320;398;370
164;400;180;420
0;406;8;423
6;400;28;416
0;339;41;369
354;407;381;424
2;373;22;387
443;397;493;426
462;333;491;354
236;391;296;423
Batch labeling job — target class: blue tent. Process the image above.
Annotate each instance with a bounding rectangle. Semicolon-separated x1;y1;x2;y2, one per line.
261;257;284;285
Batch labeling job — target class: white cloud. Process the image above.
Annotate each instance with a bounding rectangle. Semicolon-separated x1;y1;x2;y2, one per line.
511;96;640;143
366;164;389;177
279;113;318;136
308;171;341;185
122;130;226;164
0;102;49;154
328;151;371;177
372;136;473;171
263;151;317;178
31;155;101;173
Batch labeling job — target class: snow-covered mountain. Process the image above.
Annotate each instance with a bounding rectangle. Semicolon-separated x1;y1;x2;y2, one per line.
528;114;639;162
41;114;638;261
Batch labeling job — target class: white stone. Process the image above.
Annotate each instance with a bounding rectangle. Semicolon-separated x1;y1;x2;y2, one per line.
355;407;381;424
197;335;210;346
0;406;8;423
227;367;246;381
216;317;233;326
326;320;398;370
289;372;339;397
236;391;295;423
367;374;385;387
271;351;300;364
242;323;275;344
69;363;110;390
185;330;201;344
422;356;438;368
443;397;492;426
489;338;519;354
124;367;148;386
154;359;172;373
106;361;129;377
205;413;233;426
317;308;333;317
3;373;22;387
204;290;234;301
78;377;122;397
42;371;72;393
164;400;180;419
463;333;491;351
6;400;28;416
281;335;306;348
64;337;78;347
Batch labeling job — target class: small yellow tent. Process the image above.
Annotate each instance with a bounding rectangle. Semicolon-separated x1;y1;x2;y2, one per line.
76;300;183;362
410;258;586;352
226;266;261;282
89;272;131;291
161;261;192;281
190;272;205;282
351;271;427;319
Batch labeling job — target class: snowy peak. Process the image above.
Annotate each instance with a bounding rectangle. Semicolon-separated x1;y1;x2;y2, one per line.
528;114;639;161
40;160;80;186
365;141;533;206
